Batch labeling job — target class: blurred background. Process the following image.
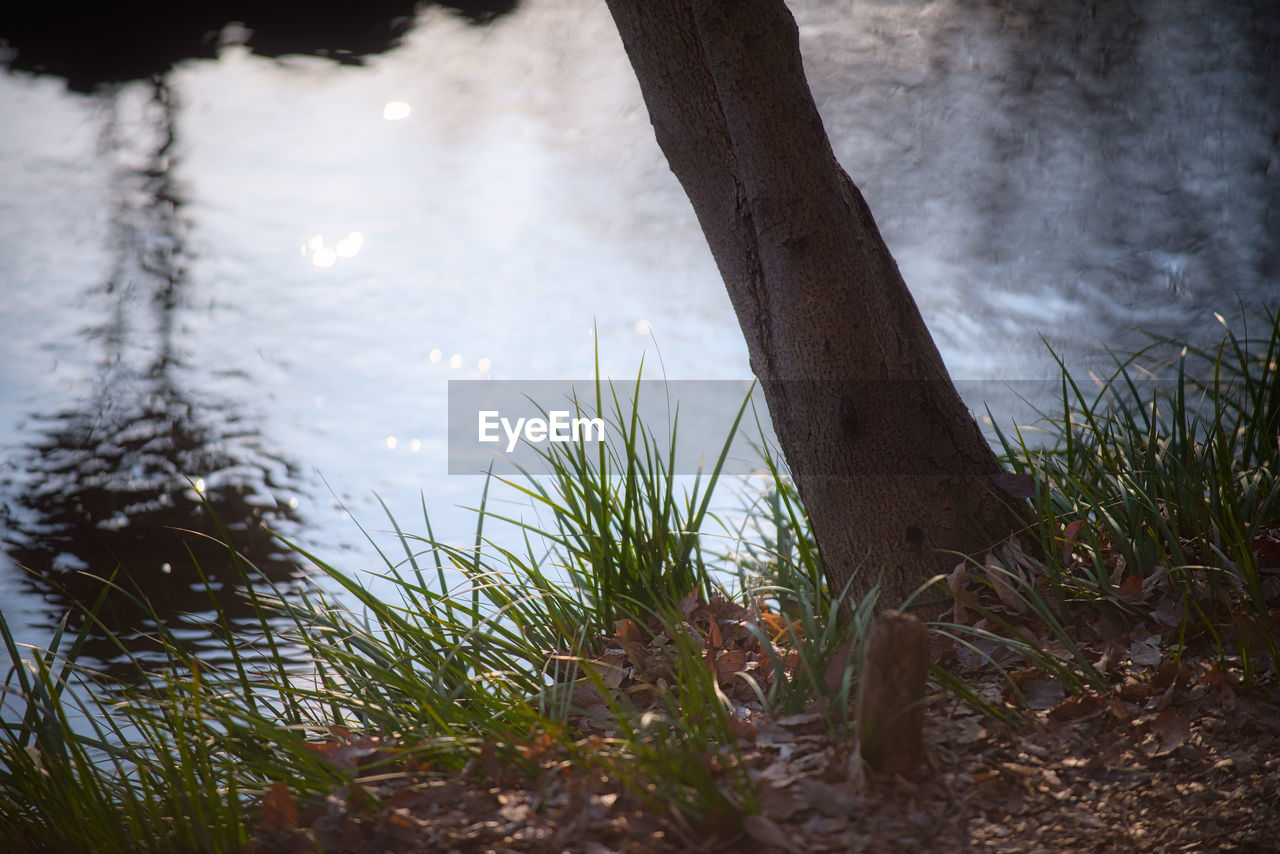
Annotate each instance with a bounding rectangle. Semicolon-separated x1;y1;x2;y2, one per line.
1;0;1276;667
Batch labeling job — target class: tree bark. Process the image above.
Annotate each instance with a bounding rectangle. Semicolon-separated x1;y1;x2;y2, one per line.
604;0;1024;608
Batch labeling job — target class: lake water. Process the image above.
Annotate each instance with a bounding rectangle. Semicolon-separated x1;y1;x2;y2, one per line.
1;0;1276;665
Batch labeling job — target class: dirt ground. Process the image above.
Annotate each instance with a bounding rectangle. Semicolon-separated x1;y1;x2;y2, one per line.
252;601;1280;853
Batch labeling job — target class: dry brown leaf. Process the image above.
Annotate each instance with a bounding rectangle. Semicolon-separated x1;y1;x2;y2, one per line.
615;618;644;643
715;648;749;681
1117;574;1145;602
1061;519;1087;562
1048;692;1104;722
519;730;559;763
708;614;724;650
589;654;628;690
1143;709;1190;757
304;729;381;773
761;611;800;640
260;781;298;832
984;551;1029;614
1252;526;1280;567
1128;636;1162;667
1152;594;1185;627
1007;671;1065;710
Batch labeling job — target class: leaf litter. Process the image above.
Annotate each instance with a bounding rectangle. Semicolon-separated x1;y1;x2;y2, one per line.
251;568;1280;853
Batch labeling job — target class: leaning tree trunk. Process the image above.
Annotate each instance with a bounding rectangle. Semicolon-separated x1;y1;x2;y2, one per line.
604;0;1024;608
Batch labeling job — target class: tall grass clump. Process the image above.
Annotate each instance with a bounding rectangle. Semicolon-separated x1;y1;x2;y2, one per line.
489;367;752;635
992;311;1280;678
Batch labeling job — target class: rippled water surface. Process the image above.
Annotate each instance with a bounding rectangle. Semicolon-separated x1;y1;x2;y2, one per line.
2;0;1276;661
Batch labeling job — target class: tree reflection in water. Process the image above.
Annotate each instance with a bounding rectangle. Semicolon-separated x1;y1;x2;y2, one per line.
1;80;306;679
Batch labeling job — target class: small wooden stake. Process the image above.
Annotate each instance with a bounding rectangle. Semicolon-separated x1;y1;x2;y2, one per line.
857;610;929;773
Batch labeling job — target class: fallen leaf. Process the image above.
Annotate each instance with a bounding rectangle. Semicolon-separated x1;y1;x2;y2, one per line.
1061;519;1086;562
304;729;381;773
984;551;1029;614
1128;637;1162;667
708;614;724;650
519;729;560;763
1117;574;1145;602
1143;709;1190;757
587;654;628;690
1106;698;1135;721
715;648;749;681
1252;526;1280;567
1007;670;1064;710
760;611;800;641
615;618;645;643
1152;594;1184;627
1048;692;1104;722
260;781;298;832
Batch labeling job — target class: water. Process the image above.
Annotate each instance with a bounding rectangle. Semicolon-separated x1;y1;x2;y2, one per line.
1;0;1276;666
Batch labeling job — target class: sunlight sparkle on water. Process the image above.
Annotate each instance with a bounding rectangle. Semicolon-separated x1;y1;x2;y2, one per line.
429;348;442;363
336;232;364;257
386;436;397;450
383;101;411;121
477;357;491;372
449;353;463;369
303;232;362;267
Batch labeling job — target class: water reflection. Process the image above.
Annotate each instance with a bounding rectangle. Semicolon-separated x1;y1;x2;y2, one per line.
0;0;1275;667
0;80;304;676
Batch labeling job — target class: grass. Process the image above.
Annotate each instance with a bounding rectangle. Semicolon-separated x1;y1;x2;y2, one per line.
1;312;1276;851
982;311;1279;679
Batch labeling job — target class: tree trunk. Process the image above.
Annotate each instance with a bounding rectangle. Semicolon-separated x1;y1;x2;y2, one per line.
604;0;1024;608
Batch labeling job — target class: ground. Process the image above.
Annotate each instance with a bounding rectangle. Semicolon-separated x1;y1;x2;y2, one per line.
251;595;1280;853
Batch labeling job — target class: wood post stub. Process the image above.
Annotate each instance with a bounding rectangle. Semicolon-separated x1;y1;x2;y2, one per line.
857;610;929;774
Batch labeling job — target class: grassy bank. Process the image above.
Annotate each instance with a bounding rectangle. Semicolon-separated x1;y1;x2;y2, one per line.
2;313;1277;852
